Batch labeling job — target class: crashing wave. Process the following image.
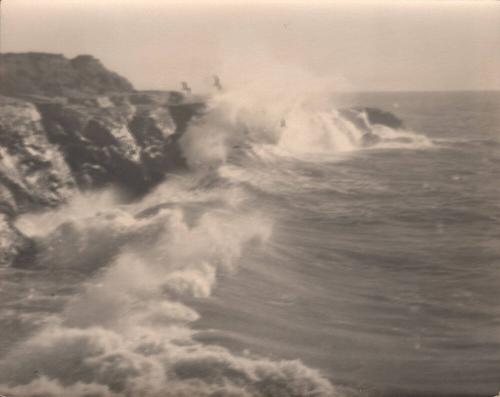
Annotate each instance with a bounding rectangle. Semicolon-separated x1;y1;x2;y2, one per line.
0;57;435;397
1;186;337;397
178;90;431;169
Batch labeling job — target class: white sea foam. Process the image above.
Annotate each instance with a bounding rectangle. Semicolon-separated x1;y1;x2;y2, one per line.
179;71;431;169
15;189;123;238
1;177;338;397
3;63;433;397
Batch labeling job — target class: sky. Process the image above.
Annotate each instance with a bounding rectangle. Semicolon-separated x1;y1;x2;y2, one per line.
1;0;500;92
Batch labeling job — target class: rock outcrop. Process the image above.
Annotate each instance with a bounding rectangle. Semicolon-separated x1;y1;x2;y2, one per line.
0;213;33;265
339;107;405;147
0;53;204;265
0;52;407;266
0;53;134;97
0;98;204;204
0;96;75;215
37;96;168;195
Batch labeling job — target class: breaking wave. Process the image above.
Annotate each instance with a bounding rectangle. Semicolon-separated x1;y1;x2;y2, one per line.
179;87;431;169
3;184;336;397
1;81;432;397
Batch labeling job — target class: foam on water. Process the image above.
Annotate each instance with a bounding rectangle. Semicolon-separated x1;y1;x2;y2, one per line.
179;84;431;172
2;74;437;397
2;173;339;396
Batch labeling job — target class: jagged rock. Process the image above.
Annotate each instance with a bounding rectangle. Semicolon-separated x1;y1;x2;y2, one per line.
0;92;204;203
127;91;184;106
361;107;404;130
128;106;178;181
0;214;33;266
340;107;404;132
0;94;203;265
169;102;206;134
0;96;75;213
35;95;201;195
339;107;404;147
0;53;206;266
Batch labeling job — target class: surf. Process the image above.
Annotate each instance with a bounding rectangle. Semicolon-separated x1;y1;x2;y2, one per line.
1;79;435;397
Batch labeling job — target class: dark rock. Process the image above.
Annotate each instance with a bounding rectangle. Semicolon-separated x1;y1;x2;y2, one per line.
339;107;404;147
340;107;404;132
34;94;201;195
361;132;381;147
0;96;75;213
0;52;134;97
168;102;206;134
0;53;206;266
0;214;34;266
357;107;404;130
128;91;183;106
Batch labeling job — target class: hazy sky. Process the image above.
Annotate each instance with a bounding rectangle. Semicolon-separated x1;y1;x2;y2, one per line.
2;0;500;92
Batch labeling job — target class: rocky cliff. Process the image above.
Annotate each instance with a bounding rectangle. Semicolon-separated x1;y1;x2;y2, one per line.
0;53;204;265
0;53;405;266
0;53;134;97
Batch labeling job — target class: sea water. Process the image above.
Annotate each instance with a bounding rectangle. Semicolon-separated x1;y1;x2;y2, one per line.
0;91;499;397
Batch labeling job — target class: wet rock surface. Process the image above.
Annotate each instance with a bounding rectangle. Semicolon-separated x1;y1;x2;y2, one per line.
0;53;205;264
0;52;403;265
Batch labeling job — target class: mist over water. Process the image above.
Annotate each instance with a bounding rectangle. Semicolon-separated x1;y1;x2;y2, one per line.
1;88;499;397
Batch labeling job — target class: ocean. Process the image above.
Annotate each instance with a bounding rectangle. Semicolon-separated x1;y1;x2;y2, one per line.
0;90;499;397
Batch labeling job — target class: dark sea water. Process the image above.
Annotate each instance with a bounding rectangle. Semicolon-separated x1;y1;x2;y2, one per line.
193;91;500;396
1;91;499;397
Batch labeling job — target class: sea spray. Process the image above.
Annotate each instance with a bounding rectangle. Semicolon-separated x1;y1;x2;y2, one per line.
2;174;338;397
2;72;434;397
179;73;431;170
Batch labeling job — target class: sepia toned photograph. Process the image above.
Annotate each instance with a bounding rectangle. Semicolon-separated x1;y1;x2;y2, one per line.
0;1;499;396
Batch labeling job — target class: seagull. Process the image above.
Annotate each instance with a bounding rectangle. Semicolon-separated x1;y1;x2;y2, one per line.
213;75;223;91
181;81;191;95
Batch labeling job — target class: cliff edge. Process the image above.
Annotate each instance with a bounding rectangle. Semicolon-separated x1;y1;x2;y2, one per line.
0;53;204;265
0;53;135;97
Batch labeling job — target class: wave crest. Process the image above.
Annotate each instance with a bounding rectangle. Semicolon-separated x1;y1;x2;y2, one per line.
1;184;337;397
179;88;431;169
